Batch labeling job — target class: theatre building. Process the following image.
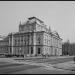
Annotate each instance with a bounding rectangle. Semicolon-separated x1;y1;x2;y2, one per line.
8;17;62;57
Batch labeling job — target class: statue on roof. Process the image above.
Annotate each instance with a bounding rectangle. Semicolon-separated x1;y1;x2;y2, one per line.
49;26;51;32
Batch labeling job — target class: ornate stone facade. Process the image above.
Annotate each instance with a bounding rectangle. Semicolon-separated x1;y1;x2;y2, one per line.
8;17;62;56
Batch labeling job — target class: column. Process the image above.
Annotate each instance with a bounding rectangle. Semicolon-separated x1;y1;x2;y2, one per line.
12;33;14;55
33;33;36;56
51;36;53;55
8;36;10;54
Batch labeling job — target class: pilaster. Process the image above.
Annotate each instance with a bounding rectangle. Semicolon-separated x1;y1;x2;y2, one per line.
33;32;36;56
12;33;14;54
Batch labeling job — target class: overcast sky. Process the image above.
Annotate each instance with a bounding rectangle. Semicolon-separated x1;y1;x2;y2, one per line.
0;1;75;43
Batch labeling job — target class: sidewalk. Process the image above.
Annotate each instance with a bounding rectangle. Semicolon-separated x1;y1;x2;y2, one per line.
11;55;74;59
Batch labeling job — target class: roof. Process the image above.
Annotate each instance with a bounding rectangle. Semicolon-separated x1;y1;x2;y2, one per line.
28;16;44;23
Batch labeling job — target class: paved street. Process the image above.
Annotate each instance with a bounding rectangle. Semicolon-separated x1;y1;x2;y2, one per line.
0;56;75;74
0;58;41;74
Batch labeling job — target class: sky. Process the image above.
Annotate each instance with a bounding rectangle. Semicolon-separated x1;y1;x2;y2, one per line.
0;1;75;43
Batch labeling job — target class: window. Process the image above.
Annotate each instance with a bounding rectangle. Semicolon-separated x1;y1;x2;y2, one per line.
44;39;46;44
31;47;33;54
24;40;26;45
38;48;41;54
10;48;12;53
37;36;41;44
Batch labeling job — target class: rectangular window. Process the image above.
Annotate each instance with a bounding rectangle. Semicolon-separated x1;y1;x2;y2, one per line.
38;48;41;54
31;47;33;54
